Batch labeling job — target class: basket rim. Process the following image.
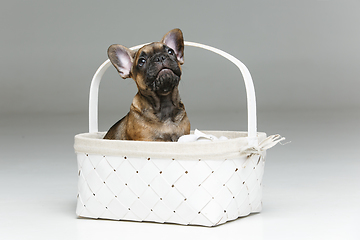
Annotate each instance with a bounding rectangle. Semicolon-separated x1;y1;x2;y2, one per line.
74;130;267;160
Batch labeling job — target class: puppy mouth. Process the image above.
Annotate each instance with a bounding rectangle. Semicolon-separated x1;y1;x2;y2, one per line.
156;68;174;78
150;68;180;94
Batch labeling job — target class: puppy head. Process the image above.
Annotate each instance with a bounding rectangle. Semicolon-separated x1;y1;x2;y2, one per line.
108;28;184;95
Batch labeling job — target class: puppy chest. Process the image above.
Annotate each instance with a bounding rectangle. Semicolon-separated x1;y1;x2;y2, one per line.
154;120;185;141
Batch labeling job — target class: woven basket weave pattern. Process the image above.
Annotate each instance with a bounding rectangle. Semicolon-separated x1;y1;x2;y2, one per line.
76;153;265;226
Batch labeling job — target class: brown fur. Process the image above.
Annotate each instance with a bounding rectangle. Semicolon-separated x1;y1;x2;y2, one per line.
103;29;190;141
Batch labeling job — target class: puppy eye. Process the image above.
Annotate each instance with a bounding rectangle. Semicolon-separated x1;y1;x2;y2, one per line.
138;58;146;67
168;48;174;55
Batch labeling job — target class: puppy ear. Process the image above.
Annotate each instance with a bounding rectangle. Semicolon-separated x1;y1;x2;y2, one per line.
107;44;134;79
161;28;184;65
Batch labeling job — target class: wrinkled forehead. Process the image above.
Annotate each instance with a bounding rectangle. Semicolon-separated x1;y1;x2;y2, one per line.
135;42;166;59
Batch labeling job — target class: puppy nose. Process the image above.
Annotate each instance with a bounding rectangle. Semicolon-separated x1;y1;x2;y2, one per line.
155;55;166;62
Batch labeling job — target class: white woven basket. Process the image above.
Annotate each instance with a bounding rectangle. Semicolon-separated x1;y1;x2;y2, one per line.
74;42;283;226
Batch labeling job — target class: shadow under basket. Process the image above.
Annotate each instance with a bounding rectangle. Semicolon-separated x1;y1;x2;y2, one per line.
74;42;283;226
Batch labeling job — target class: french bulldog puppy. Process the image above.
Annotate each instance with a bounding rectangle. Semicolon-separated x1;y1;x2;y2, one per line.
103;29;190;141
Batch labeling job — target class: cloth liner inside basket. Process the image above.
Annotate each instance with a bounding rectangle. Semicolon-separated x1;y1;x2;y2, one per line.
178;130;286;158
178;129;228;142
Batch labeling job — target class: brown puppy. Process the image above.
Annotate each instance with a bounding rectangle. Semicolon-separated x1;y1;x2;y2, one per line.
103;29;190;141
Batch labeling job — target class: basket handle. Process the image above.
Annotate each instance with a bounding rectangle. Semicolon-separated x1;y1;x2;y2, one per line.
89;41;258;146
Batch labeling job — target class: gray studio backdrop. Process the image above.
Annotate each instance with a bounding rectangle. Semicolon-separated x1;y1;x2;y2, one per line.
1;1;359;131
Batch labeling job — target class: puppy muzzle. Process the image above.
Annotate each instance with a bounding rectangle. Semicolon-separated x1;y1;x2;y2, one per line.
146;54;181;93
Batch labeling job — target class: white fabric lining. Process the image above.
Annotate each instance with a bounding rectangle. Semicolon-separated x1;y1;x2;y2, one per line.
74;131;267;160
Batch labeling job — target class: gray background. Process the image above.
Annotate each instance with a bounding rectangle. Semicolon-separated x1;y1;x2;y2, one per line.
1;1;359;239
2;1;359;117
